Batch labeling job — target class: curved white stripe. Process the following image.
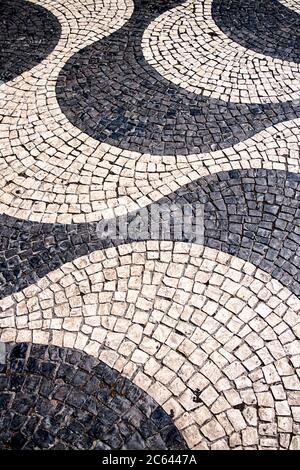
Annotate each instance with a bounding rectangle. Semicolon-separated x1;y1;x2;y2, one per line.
1;242;299;449
0;116;300;223
142;0;300;104
278;0;300;14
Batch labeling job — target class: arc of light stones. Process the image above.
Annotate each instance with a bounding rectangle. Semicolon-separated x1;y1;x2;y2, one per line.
212;0;300;64
0;1;300;223
0;241;300;449
1;117;300;224
278;0;300;14
142;0;300;104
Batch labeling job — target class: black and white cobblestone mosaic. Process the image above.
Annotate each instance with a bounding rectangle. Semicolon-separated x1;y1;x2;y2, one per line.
0;0;61;83
0;342;187;450
0;0;300;451
1;169;300;299
212;0;300;63
56;0;300;155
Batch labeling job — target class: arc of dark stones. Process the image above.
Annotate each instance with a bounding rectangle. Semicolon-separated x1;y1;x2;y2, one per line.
212;0;300;64
0;342;187;450
0;0;61;83
1;169;300;298
56;0;300;156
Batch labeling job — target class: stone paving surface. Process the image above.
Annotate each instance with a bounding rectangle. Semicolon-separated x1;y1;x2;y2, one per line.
0;342;186;449
212;0;300;63
56;0;300;155
0;0;61;83
0;0;300;451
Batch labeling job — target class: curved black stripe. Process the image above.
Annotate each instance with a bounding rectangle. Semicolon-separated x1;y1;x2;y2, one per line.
0;343;187;450
212;0;300;63
0;0;61;83
1;169;300;298
56;0;300;156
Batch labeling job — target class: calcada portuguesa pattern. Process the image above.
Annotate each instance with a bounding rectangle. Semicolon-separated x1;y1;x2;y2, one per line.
0;0;300;451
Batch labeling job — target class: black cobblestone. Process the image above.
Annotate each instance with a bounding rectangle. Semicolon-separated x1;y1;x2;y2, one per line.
212;0;300;63
0;343;187;450
0;0;61;83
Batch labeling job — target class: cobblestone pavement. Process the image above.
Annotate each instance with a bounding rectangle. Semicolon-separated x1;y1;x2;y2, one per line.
0;342;186;449
0;0;300;451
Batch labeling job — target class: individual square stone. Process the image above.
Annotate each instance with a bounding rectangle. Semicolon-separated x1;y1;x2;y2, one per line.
199;385;219;407
201;419;226;441
226;409;247;432
242;427;258;446
223;361;246;380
